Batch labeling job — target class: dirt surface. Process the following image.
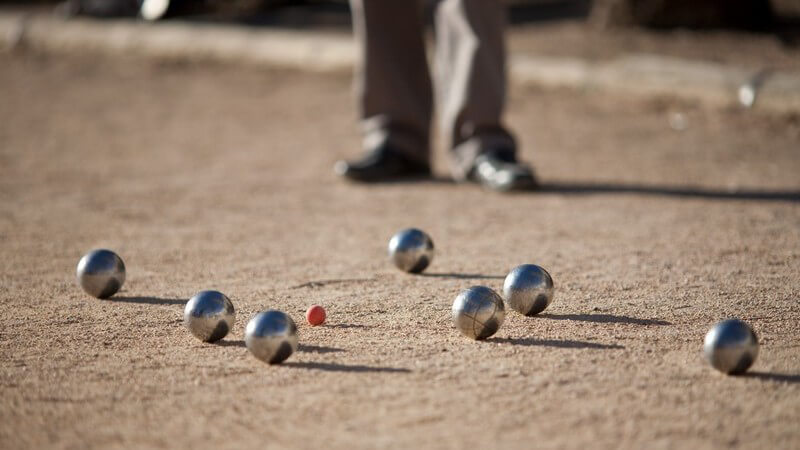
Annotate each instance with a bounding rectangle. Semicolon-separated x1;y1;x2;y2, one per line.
1;50;799;449
508;21;800;71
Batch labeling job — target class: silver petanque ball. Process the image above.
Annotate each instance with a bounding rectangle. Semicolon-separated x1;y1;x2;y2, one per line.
245;310;298;364
76;249;126;299
452;286;505;340
704;319;759;375
388;228;434;273
503;264;554;316
184;290;235;343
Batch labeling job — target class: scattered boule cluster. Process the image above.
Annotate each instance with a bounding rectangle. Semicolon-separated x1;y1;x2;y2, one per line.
387;228;554;340
76;229;759;375
385;227;758;375
76;249;301;365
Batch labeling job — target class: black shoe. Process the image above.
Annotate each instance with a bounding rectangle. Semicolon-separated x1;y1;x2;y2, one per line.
334;145;431;182
469;150;537;192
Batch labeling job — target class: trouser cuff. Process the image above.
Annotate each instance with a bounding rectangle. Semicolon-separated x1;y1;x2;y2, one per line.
362;115;430;166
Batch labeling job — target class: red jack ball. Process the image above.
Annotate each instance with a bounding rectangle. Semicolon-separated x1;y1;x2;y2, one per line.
306;305;326;326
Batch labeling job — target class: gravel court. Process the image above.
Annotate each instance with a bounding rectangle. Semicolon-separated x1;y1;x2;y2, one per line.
1;50;799;449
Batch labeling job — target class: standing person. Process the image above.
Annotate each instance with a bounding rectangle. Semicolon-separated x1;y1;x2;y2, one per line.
334;0;536;192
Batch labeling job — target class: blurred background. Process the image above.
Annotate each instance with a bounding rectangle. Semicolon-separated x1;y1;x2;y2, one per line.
3;0;800;31
2;0;798;72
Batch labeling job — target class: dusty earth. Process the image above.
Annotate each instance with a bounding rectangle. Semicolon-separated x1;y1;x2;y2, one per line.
507;20;800;70
1;47;799;449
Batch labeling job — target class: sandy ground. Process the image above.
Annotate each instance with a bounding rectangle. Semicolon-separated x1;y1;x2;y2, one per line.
508;21;800;70
1;49;799;449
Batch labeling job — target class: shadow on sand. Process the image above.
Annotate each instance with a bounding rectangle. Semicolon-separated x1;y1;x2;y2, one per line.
537;182;800;203
490;337;624;350
291;278;374;289
334;178;800;203
213;342;346;356
299;344;345;354
539;313;671;326
326;323;371;329
283;361;411;373
214;339;246;348
744;371;800;384
420;272;504;280
108;296;185;305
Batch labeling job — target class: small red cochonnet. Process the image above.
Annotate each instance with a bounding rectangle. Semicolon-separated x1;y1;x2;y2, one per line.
306;305;326;326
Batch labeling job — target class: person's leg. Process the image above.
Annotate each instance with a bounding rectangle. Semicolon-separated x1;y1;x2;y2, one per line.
434;0;535;190
335;0;433;181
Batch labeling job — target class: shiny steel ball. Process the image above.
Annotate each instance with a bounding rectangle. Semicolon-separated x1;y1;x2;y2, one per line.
388;228;434;273
452;286;505;340
503;264;554;316
245;310;298;364
76;249;126;299
183;290;235;343
704;319;759;375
